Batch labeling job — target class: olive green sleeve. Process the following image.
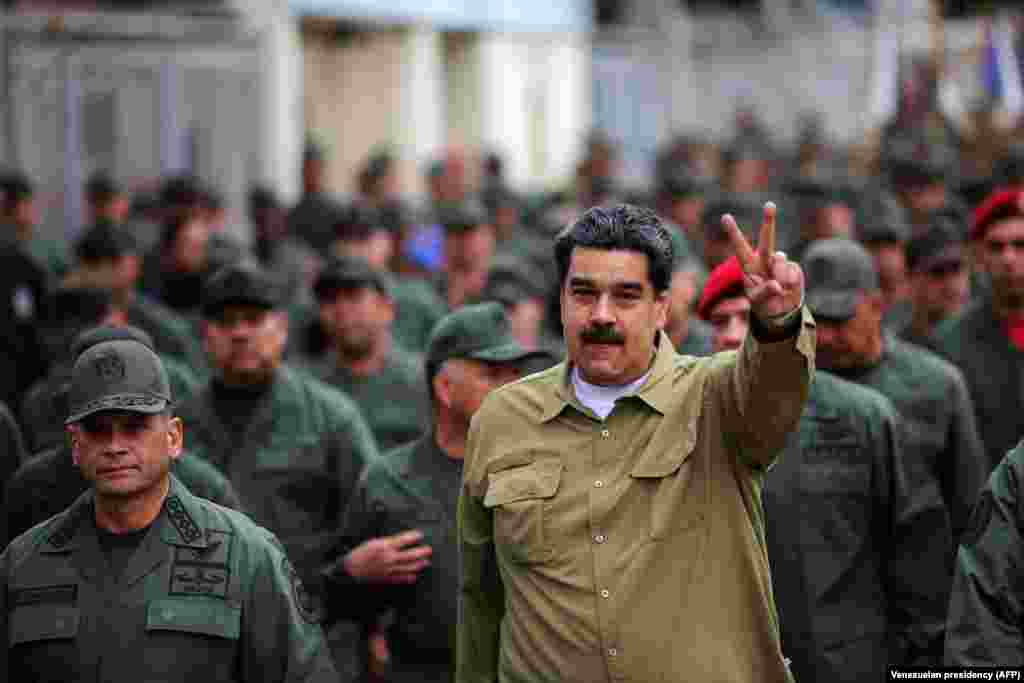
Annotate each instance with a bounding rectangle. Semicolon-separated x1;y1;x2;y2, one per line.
723;306;816;469
240;531;339;683
945;445;1024;666
456;412;505;683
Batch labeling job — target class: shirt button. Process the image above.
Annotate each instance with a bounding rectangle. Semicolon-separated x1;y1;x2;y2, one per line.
608;648;618;657
594;480;604;488
594;534;606;544
600;589;610;598
601;429;611;438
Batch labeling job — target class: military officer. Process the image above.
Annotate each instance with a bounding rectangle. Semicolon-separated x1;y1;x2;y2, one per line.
312;255;429;452
176;261;378;615
933;189;1024;474
0;335;337;681
804;238;987;544
324;302;546;682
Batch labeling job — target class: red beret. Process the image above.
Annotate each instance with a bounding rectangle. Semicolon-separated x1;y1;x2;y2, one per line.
697;255;746;321
971;189;1024;240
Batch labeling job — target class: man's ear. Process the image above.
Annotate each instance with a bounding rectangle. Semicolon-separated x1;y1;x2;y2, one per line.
654;290;670;329
67;425;81;465
167;416;184;461
432;368;453;410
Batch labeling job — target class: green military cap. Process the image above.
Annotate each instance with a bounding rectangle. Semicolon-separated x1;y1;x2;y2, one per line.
333;203;385;240
314;254;394;301
657;170;705;201
906;215;965;274
884;137;954;187
425;302;546;381
701;196;759;242
438;200;488;234
202;260;281;317
802;238;880;322
75;221;138;262
66;338;172;424
482;257;547;306
85;171;122;203
857;193;910;244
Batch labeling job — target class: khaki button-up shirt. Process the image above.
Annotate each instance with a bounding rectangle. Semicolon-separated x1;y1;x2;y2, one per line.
457;310;815;683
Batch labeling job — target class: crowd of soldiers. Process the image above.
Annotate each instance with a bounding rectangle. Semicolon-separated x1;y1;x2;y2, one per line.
0;100;1023;681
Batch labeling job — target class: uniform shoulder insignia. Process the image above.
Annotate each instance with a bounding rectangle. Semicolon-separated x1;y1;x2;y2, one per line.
165;495;202;543
47;515;79;549
281;555;319;624
961;489;995;549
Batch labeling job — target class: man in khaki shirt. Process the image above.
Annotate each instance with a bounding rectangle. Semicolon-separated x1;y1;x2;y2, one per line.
457;203;815;683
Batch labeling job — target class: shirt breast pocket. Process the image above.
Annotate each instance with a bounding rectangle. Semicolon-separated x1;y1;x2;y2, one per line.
145;598;240;678
8;603;81;681
630;443;706;541
484;458;562;565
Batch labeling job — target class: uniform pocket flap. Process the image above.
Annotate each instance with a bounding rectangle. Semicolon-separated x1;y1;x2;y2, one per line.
9;604;80;645
630;428;698;478
146;598;241;640
484;459;562;507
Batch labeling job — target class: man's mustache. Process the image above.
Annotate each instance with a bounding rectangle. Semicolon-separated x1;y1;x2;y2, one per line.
581;326;625;344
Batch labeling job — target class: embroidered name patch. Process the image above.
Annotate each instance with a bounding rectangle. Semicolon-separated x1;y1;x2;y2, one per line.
169;530;232;599
11;585;78;607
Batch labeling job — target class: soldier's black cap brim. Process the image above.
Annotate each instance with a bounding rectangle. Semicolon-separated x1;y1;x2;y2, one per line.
466;343;551;365
65;394;170;425
806;290;858;322
201;296;277;318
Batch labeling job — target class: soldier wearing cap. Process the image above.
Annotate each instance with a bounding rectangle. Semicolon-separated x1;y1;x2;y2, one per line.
857;193;913;332
665;248;713;357
656;170;707;250
84;171;130;231
698;255;952;675
0;171;70;278
803;238;986;544
331;204;396;272
783;176;856;266
458;203;815;683
480;257;560;361
896;214;971;348
66;220;207;374
0;334;337;681
324;302;547;683
250;184;320;312
699;195;760;270
4;325;239;549
934;189;1024;474
176;261;378;625
289;139;346;253
312;255;429;452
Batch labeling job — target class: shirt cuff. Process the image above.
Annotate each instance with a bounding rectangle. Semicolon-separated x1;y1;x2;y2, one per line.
750;305;804;342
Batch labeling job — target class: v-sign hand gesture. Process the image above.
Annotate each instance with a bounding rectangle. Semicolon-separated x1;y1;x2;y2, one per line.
722;202;804;322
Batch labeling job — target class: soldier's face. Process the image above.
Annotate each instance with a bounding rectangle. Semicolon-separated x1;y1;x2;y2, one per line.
866;243;910;310
814;294;884;371
708;296;750;353
438;359;520;423
561;247;668;386
69;411;182;499
976;217;1024;308
318;286;393;357
910;258;969;322
203;305;288;385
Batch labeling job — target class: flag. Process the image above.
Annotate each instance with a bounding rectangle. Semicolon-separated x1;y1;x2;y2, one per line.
981;16;1024;120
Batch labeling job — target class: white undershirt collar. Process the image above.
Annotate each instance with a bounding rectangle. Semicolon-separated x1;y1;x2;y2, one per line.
571;366;652;421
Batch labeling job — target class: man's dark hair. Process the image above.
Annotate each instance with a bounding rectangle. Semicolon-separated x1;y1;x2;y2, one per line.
554;204;674;293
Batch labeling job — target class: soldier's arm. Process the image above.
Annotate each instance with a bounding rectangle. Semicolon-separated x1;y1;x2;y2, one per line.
329;402;380;525
456;413;505;683
241;531;338;683
878;404;951;665
945;446;1024;666
943;370;988;543
714;307;815;469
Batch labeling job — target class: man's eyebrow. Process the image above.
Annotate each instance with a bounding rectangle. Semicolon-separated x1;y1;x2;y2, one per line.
612;281;645;292
568;276;597;288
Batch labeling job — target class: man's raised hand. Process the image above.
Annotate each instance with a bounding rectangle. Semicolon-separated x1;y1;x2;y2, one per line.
722;201;804;321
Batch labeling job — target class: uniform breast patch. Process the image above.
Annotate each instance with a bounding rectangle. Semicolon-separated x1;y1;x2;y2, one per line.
165;496;203;543
10;585;78;607
169;530;233;599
